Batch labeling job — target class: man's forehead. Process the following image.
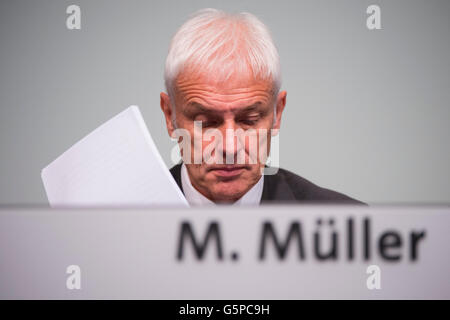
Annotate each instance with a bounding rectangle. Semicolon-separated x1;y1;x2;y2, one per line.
174;71;274;110
175;68;273;93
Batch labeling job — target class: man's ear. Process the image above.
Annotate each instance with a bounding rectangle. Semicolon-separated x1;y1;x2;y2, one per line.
273;90;287;132
160;92;176;137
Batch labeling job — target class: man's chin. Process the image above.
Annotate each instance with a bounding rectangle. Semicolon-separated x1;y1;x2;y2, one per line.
209;182;248;203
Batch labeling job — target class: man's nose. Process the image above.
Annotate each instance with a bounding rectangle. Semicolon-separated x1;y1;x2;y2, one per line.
215;120;244;163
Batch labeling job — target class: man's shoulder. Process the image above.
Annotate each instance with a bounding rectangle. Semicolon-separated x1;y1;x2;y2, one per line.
169;163;183;191
169;163;182;176
262;167;366;205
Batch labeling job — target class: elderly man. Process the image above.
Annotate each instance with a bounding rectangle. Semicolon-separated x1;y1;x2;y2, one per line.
160;9;364;206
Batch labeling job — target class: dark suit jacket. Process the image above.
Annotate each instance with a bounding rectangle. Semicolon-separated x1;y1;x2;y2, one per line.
169;163;366;205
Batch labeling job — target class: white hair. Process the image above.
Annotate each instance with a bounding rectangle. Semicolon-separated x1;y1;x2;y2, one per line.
164;8;281;107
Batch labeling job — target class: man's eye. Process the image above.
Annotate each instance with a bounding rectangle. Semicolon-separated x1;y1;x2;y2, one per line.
199;120;219;127
239;118;259;126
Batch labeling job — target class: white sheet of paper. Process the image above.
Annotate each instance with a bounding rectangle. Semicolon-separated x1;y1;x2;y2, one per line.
41;106;188;207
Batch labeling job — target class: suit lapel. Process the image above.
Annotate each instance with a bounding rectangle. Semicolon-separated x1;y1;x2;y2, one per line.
169;163;184;195
261;170;296;202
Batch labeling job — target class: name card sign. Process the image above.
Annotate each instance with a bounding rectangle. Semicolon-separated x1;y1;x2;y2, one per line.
0;206;448;299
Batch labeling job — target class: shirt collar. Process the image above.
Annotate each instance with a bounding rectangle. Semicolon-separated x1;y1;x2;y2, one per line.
180;163;264;206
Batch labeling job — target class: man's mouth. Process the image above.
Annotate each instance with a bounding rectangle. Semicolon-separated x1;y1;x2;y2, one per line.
207;165;247;178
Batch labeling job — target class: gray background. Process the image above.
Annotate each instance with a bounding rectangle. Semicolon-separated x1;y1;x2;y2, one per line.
0;0;449;205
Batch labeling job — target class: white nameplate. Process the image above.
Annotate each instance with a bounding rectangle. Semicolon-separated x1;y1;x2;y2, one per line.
0;206;448;299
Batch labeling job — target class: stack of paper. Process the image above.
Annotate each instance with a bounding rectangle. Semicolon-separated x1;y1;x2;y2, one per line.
41;106;188;207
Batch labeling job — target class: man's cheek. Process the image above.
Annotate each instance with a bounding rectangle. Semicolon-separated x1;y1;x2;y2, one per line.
258;131;271;164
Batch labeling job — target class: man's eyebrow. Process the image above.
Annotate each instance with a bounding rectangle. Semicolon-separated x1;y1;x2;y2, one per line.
185;102;264;113
185;102;213;113
235;103;263;113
